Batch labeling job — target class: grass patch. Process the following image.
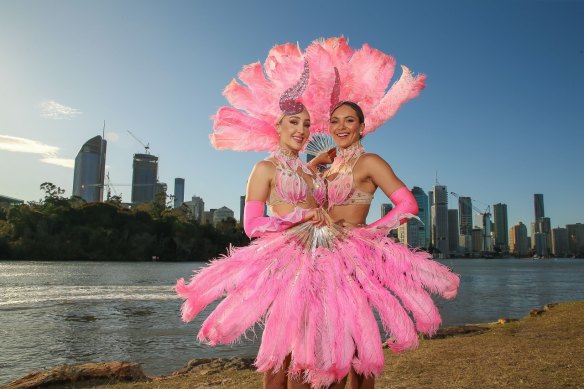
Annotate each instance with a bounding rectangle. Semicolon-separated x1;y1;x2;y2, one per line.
36;301;584;388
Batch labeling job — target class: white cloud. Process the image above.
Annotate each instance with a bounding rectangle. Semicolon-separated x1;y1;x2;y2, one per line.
105;131;120;142
39;100;82;119
40;157;75;168
0;135;59;155
0;134;74;169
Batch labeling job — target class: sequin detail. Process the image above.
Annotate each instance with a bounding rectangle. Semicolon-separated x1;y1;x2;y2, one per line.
268;148;326;207
279;60;309;115
329;67;341;114
325;142;374;207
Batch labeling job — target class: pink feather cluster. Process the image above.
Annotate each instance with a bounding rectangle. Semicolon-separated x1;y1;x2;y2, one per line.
210;43;308;152
176;222;459;387
210;37;426;152
303;36;426;136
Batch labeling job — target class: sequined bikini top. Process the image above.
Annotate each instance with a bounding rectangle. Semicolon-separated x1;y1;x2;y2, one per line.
324;141;374;207
266;148;326;208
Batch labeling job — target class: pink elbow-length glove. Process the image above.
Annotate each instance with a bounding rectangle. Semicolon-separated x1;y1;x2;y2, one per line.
367;186;419;229
243;200;308;238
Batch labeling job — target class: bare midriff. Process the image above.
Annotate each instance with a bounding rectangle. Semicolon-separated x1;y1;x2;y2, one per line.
271;199;318;217
328;203;371;226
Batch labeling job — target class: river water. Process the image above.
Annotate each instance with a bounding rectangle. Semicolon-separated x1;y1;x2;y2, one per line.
1;259;583;385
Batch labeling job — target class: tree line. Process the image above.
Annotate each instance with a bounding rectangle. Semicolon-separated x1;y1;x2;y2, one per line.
0;183;249;261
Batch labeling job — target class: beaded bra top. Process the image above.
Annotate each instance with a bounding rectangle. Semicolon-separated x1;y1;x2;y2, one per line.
324;141;374;207
266;148;326;208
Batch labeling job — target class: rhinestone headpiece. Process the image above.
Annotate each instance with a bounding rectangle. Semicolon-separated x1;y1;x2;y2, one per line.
279;60;309;116
329;67;341;114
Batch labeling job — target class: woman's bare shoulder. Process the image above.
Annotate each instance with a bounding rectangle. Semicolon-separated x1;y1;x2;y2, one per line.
251;159;276;176
359;153;392;168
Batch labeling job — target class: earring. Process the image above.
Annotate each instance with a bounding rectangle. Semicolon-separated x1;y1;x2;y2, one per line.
359;131;363;137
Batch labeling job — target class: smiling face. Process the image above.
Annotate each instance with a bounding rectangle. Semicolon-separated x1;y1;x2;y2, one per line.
329;103;365;149
277;108;310;153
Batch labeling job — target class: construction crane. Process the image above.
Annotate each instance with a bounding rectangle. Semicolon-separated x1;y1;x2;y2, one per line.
83;172;121;201
450;192;491;218
86;175;157;202
104;172;120;200
127;130;150;154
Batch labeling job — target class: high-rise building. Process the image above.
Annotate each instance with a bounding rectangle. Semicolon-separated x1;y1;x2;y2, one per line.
240;195;246;224
213;206;235;226
239;195;267;224
155;182;167;205
534;193;545;220
475;212;493;253
458;197;473;235
174;178;185;208
472;227;483;253
185;195;205;222
448;209;459;254
567;223;584;256
532;217;551;253
380;203;393;217
431;185;449;256
397;220;421;248
72;135;107;202
131;153;158;204
397;187;426;248
380;203;396;238
534;232;548;257
204;209;215;225
551;227;569;257
428;190;434;245
457;196;473;253
411;186;428;248
540;217;551;247
510;222;529;257
0;194;24;206
493;203;509;252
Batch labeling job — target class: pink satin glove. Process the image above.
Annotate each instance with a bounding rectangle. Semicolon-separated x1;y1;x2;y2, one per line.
367;186;419;229
243;200;308;238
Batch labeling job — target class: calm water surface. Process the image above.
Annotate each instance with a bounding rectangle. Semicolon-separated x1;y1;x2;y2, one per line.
1;259;583;385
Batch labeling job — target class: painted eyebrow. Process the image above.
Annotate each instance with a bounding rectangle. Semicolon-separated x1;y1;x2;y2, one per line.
330;115;355;119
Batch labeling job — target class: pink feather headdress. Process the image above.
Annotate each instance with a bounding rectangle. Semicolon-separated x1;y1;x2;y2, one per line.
210;37;426;152
210;43;311;152
303;36;427;137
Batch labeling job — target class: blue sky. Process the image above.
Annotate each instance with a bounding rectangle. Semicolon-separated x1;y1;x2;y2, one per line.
1;0;583;229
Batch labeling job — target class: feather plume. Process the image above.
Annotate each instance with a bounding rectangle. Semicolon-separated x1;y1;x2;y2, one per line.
210;107;279;151
366;66;426;136
302;37;425;136
209;36;426;150
210;42;307;151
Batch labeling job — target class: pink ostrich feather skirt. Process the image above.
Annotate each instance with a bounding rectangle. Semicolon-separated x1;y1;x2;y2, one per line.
176;219;459;388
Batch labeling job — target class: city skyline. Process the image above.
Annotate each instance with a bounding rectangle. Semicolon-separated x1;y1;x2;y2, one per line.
1;1;583;229
3;125;580;233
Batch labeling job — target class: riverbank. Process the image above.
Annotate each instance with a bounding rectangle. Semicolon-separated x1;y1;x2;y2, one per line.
5;300;584;389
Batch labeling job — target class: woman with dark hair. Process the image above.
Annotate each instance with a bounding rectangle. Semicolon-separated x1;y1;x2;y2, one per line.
303;37;460;388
